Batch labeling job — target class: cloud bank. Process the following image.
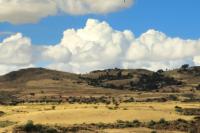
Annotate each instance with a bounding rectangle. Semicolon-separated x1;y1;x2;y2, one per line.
0;33;34;75
0;0;133;24
0;19;200;75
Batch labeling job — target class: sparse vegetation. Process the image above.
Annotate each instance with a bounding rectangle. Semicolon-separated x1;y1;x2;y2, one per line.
0;120;16;128
81;68;183;91
14;117;200;133
0;111;5;117
181;64;189;71
182;108;200;115
175;106;200;115
196;84;200;90
16;120;58;133
29;92;35;96
0;67;200;132
175;106;183;113
131;72;182;91
51;105;56;110
168;95;178;101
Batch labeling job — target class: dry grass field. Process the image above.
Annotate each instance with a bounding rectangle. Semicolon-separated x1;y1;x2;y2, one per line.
0;102;199;133
103;128;185;133
0;68;200;132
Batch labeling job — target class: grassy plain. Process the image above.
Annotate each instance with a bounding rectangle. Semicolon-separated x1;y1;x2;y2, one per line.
1;68;200;132
0;102;199;133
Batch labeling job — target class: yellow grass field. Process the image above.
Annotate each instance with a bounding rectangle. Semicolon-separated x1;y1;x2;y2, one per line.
0;102;199;133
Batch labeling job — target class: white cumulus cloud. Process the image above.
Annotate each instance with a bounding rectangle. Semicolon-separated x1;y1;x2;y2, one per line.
0;33;33;65
45;19;134;73
124;30;200;70
1;19;200;75
0;0;133;24
0;33;34;75
44;19;200;73
194;56;200;66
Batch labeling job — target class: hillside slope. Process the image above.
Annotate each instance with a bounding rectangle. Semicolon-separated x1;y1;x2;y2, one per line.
80;66;200;92
0;68;134;104
0;68;78;83
0;66;200;104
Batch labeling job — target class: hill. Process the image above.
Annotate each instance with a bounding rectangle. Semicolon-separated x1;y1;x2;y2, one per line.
0;68;134;105
0;65;200;105
0;68;78;83
80;66;200;92
80;68;182;91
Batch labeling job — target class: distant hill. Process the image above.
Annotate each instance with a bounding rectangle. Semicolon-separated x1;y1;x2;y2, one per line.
1;66;200;90
80;68;182;91
0;68;78;83
0;65;200;104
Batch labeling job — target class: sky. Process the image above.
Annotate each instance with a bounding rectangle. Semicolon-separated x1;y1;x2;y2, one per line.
0;0;200;75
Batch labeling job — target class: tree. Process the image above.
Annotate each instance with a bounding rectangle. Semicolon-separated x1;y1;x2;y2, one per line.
181;64;189;70
117;70;122;79
157;69;164;74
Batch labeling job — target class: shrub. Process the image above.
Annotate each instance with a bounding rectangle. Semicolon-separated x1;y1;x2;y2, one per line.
22;120;58;133
175;106;183;113
52;106;56;110
147;120;156;128
157;69;164;74
0;111;5;117
168;95;178;101
52;76;60;80
158;118;169;126
29;93;35;96
24;120;35;131
132;120;141;127
45;128;58;133
196;84;200;90
194;116;200;121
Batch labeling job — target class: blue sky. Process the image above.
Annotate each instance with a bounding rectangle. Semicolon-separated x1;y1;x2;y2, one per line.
0;0;200;75
1;0;200;45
